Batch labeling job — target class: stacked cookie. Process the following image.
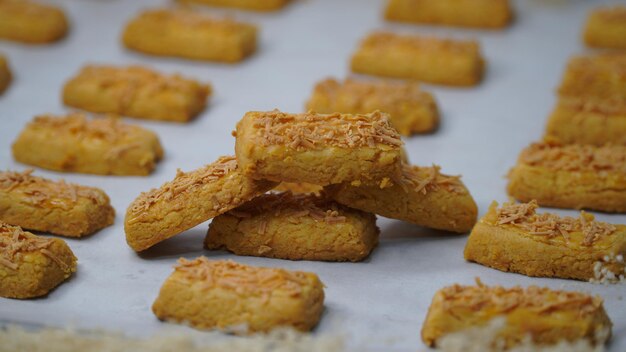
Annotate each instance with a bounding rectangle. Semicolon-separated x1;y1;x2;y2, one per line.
125;109;478;332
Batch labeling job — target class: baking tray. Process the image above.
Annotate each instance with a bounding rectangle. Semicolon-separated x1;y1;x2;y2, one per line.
0;0;624;350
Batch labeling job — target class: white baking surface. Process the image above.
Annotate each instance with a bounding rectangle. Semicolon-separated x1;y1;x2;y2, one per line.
0;0;625;350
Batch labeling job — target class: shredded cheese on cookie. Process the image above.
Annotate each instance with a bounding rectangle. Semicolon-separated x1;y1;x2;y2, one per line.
251;110;402;150
0;169;108;207
440;279;602;316
173;257;311;297
130;156;238;213
519;142;626;173
494;201;617;245
0;223;64;271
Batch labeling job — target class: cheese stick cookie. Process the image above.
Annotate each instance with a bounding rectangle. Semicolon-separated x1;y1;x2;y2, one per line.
62;65;211;122
306;78;439;136
464;201;626;282
0;170;115;237
508;142;626;212
122;9;257;63
0;54;11;94
326;164;477;233
205;192;379;262
125;156;276;251
12;113;163;176
235;110;403;186
350;32;484;86
0;222;77;299
557;54;626;101
584;6;626;50
0;0;68;44
176;0;289;11
385;0;512;29
421;280;612;348
545;97;626;146
546;54;626;145
152;257;324;333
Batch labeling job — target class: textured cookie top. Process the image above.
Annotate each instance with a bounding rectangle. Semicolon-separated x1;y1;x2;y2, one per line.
487;201;617;246
226;191;353;225
518;142;626;173
591;5;626;21
0;223;63;271
73;65;211;95
311;78;433;106
558;96;626;115
25;113;154;143
173;257;316;296
558;54;626;98
242;110;402;150
132;8;256;34
438;279;602;316
129;156;238;214
0;169;109;206
0;0;63;15
393;164;466;194
358;32;480;55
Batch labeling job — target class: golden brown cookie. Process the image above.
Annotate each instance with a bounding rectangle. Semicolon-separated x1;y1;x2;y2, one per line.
152;257;324;333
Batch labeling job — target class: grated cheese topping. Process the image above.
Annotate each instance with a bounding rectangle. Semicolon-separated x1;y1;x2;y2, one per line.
135;8;256;34
225;191;349;225
129;156;238;213
27;113;145;142
359;32;480;55
73;65;210;108
493;201;617;245
558;54;626;99
248;110;402;150
440;279;602;316
312;78;434;109
173;257;312;297
519;142;626;173
0;169;108;207
394;164;466;194
0;222;64;271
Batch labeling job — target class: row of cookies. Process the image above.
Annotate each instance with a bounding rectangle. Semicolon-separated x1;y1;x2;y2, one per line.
148;257;616;347
4;218;615;347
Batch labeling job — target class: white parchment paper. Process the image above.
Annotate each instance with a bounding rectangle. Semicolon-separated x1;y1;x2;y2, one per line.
0;0;624;350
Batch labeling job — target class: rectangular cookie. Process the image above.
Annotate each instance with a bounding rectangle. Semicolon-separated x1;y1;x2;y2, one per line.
0;54;11;94
545;97;626;146
508;142;626;212
12;113;164;176
176;0;289;11
152;257;324;333
584;6;626;49
385;0;512;29
350;32;484;86
305;78;439;136
205;192;379;262
464;201;626;282
0;0;68;43
326;164;477;233
235;110;404;186
124;156;276;251
62;65;211;123
421;280;612;348
0;222;77;299
122;8;257;63
0;170;115;237
557;54;626;101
